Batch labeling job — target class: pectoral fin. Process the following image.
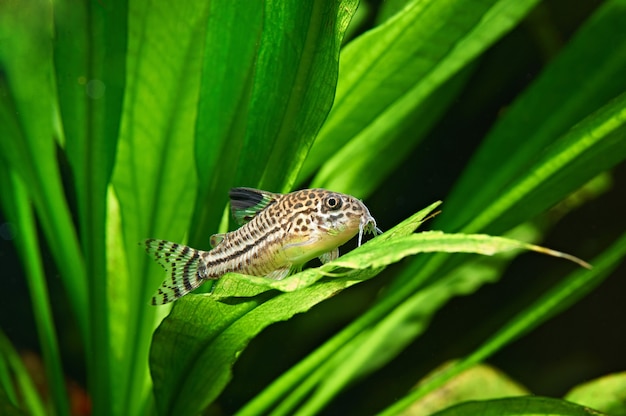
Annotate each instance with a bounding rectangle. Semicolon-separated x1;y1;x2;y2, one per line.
209;233;225;248
229;187;280;225
266;267;290;281
318;248;339;264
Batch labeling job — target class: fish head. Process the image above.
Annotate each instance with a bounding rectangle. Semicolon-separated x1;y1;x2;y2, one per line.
281;189;381;264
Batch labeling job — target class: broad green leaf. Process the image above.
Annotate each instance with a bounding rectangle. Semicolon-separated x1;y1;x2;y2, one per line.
150;202;437;415
565;372;626;416
157;205;586;416
111;1;210;414
430;396;604;416
439;0;626;234
212;202;440;298
189;1;265;242
402;363;528;416
302;0;541;196
190;0;359;245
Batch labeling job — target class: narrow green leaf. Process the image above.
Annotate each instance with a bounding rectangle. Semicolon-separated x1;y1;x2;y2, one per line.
380;230;626;415
461;90;626;235
565;372;626;416
0;387;24;416
329;232;590;270
430;396;605;416
0;353;17;410
0;331;46;416
302;0;541;195
152;199;589;416
393;79;626;293
0;0;88;342
287;231;588;415
440;0;626;233
0;168;69;416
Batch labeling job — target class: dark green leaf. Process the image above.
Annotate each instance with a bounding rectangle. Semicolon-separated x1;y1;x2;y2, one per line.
301;0;542;196
190;0;359;244
439;0;626;233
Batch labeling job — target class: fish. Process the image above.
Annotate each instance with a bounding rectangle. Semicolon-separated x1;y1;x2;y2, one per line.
145;187;382;305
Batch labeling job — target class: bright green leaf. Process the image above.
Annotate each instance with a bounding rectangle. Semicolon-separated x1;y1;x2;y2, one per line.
111;1;210;413
154;201;589;416
303;0;542;196
565;372;626;416
440;0;626;234
403;363;529;416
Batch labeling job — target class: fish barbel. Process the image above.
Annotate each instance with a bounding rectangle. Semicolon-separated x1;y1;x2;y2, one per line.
145;187;382;305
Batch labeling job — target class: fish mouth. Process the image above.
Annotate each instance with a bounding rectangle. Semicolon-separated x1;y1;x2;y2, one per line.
357;212;382;247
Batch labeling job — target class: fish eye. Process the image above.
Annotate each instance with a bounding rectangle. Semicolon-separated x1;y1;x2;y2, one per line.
324;195;343;210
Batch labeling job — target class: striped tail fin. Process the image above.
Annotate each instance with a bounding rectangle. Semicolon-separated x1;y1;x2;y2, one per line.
144;239;208;305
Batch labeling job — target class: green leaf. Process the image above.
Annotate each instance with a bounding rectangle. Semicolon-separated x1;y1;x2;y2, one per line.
0;331;46;416
430;396;605;416
272;230;589;416
0;167;69;416
301;0;542;196
565;372;626;416
150;202;438;415
155;202;588;416
0;388;25;416
457;90;626;235
403;363;528;416
0;0;88;338
53;0;128;411
391;0;626;292
380;229;626;415
110;1;210;413
236;2;626;415
439;0;626;234
190;0;359;244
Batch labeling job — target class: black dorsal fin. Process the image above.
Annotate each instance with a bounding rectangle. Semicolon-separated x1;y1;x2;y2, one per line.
229;187;280;225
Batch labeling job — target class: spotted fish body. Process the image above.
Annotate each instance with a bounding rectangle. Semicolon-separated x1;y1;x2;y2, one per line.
146;188;381;305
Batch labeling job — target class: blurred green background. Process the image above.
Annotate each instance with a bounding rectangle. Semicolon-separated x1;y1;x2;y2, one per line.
1;0;625;415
